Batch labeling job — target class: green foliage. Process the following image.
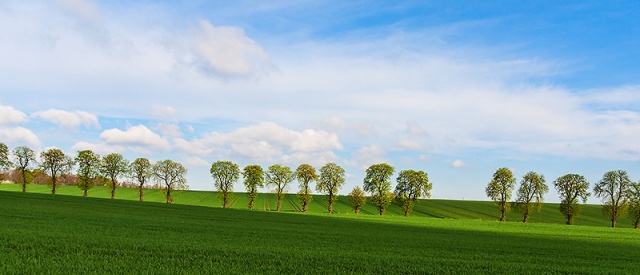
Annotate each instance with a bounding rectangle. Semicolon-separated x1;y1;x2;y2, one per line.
554;174;590;225
628;182;640;229
100;153;129;199
242;164;264;210
75;150;101;197
363;163;395;215
295;164;317;212
348;186;367;214
12;146;36;192
317;163;345;213
395;169;432;216
40;148;74;194
593;170;632;227
265;164;294;211
0;142;10;172
485;167;516;221
515;171;548;223
152;159;188;204
130;158;152;201
2;190;640;274
210;160;240;208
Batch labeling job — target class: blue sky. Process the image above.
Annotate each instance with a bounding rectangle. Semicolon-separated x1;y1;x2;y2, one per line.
1;0;639;203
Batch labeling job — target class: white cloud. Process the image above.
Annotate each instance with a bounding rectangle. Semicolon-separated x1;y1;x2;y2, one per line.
32;109;100;129
151;105;178;121
192;20;272;77
451;159;467;168
174;122;342;165
395;138;423;150
71;141;123;155
57;0;101;24
0;105;27;124
156;123;182;138
100;125;171;153
0;126;40;147
351;145;387;170
183;156;209;167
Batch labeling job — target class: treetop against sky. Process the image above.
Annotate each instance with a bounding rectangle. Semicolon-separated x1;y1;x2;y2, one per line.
0;1;639;202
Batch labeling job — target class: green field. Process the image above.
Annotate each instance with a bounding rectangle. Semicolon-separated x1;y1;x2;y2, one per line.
0;183;636;228
1;189;639;274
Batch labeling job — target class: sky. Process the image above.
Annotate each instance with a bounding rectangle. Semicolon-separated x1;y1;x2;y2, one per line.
1;0;639;203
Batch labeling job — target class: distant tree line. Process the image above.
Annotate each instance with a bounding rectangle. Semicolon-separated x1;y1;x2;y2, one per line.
486;167;640;228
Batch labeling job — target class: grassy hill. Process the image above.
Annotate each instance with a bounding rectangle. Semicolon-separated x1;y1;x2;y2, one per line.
1;190;639;274
0;183;636;228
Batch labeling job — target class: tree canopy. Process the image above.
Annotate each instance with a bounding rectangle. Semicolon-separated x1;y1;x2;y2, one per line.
75;150;100;197
100;153;129;200
485;167;516;222
593;170;632;228
515;171;548;223
295;164;317;212
130;158;152;202
554;174;590;225
40;148;74;195
242;164;264;210
0;142;10;173
363;163;395;215
317;163;345;213
395;169;432;217
265;164;294;212
628;182;640;229
12;146;36;192
348;186;367;214
152;159;188;204
210;160;240;209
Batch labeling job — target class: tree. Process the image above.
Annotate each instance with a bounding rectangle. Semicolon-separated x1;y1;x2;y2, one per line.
265;164;294;211
210;160;240;209
554;174;590;225
0;142;10;174
628;182;640;229
485;167;516;222
242;165;264;210
316;163;345;213
593;170;632;228
395;169;432;217
75;150;100;197
130;158;152;202
363;163;395;215
40;148;74;195
100;153;129;199
348;186;367;214
515;171;549;223
152;159;188;204
12;146;36;192
295;164;317;212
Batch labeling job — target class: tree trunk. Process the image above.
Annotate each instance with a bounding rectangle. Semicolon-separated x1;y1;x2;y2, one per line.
611;218;617;228
22;170;27;192
355;206;360;215
22;182;26;192
223;194;228;209
51;180;56;195
302;201;308;212
83;189;87;197
522;211;529;223
328;197;333;213
634;218;639;229
500;203;506;222
111;187;115;199
379;206;384;216
276;199;281;211
404;210;409;217
567;214;573;225
139;186;144;202
249;199;254;210
166;189;172;204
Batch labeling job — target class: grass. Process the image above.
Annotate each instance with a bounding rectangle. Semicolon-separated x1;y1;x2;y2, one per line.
1;190;639;274
0;183;636;228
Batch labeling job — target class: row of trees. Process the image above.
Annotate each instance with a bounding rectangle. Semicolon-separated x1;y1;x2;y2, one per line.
0;143;187;204
486;167;640;228
211;161;432;216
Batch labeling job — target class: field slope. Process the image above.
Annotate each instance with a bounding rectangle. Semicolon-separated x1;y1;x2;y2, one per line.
1;190;640;274
0;183;636;228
